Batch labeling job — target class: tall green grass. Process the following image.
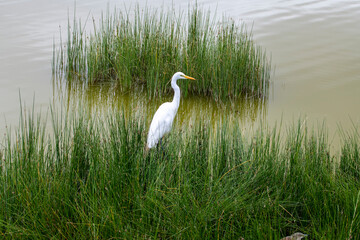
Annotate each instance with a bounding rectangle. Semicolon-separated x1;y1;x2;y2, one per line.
0;103;359;239
53;5;271;101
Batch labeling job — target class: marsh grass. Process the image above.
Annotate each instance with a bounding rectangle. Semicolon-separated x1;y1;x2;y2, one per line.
54;5;271;101
0;102;359;239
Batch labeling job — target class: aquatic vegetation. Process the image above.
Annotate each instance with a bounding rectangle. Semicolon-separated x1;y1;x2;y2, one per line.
0;103;359;239
53;5;271;101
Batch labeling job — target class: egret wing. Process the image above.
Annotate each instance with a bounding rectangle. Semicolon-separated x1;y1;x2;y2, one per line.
147;102;175;148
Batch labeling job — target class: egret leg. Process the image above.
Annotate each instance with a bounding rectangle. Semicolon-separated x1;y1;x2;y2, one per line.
157;137;166;158
159;138;163;149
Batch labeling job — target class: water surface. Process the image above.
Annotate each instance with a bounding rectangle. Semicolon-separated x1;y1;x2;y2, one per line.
1;0;359;152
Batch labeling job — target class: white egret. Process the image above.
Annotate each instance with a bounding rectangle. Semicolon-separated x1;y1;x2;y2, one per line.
146;72;195;150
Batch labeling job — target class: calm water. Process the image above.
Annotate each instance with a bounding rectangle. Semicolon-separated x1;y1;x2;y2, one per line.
1;0;360;152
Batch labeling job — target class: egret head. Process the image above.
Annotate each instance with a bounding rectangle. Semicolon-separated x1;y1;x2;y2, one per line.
172;72;196;81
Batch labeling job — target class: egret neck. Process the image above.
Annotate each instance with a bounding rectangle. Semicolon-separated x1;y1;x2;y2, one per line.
171;75;181;110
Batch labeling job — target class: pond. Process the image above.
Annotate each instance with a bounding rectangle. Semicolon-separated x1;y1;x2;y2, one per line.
1;0;359;153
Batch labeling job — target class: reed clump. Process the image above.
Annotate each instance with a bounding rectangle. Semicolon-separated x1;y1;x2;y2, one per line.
54;6;271;101
0;103;359;239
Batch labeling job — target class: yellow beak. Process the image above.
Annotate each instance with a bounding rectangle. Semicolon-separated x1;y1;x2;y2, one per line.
183;75;196;80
